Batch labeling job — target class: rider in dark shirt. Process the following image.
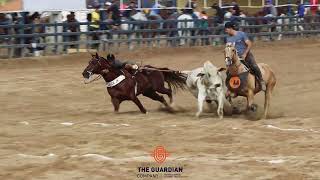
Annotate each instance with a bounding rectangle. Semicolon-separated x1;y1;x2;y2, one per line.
106;53;138;71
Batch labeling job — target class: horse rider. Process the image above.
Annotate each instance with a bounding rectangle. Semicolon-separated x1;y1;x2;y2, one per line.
224;21;266;91
106;53;139;72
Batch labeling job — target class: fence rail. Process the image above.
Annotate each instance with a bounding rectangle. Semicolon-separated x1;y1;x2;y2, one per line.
0;15;320;58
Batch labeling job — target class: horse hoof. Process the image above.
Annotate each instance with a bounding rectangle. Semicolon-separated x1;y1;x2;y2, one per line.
250;104;258;112
141;110;147;114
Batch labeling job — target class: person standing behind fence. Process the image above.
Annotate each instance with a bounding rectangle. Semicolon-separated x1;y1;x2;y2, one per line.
199;10;210;45
310;0;318;16
106;0;121;29
239;10;248;31
211;3;225;25
149;0;166;29
90;5;101;48
296;0;305;32
184;0;198;19
123;1;137;20
63;14;80;52
0;13;10;40
231;1;241;16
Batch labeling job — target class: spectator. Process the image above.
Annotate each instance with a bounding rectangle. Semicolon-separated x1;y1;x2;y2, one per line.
0;13;10;36
296;0;305;31
63;14;80;52
198;10;210;45
184;0;198;19
123;1;137;19
90;5;101;48
239;10;248;31
224;7;234;19
276;7;288;40
310;0;318;16
149;0;166;29
224;7;238;24
0;13;10;45
99;3;108;30
25;12;45;56
150;1;165;18
286;0;294;16
231;0;241;16
297;0;305;18
106;0;121;28
263;0;278;17
211;3;225;25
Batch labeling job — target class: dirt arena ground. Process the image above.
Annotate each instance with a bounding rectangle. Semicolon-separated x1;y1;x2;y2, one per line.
0;39;320;180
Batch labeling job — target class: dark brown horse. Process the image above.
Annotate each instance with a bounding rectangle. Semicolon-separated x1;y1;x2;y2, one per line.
82;53;186;113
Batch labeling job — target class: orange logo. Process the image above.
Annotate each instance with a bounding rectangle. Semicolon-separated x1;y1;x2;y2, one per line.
151;146;169;164
229;76;241;89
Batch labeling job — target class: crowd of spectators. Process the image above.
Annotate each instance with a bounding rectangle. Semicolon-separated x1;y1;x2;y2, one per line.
0;0;319;57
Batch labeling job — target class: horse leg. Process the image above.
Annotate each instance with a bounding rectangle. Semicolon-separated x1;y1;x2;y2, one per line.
111;97;121;112
246;90;255;112
156;85;173;106
263;75;276;119
143;90;170;108
132;97;147;114
263;88;271;119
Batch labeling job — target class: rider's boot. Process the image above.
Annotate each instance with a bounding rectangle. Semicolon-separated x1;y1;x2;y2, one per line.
251;64;266;92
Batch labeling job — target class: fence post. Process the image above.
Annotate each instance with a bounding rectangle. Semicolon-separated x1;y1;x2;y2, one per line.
8;25;13;58
54;22;58;55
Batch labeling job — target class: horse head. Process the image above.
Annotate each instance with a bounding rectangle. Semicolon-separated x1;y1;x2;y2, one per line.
224;43;240;67
82;52;111;83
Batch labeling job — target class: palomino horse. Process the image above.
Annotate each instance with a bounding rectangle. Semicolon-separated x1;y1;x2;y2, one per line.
224;44;276;119
82;53;186;113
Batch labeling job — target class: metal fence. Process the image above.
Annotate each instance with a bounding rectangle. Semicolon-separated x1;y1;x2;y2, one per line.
0;15;320;59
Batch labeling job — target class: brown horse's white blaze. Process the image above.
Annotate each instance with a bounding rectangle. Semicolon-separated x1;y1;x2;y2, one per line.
224;44;277;119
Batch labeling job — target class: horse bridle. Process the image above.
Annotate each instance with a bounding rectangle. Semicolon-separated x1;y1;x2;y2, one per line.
225;46;241;68
87;57;109;75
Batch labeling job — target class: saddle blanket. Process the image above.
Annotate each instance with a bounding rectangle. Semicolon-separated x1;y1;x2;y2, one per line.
226;72;260;94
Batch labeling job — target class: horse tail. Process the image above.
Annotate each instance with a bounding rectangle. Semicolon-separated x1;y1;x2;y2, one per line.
161;69;187;93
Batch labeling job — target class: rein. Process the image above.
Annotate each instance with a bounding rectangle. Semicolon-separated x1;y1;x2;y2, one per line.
84;74;102;84
140;67;181;73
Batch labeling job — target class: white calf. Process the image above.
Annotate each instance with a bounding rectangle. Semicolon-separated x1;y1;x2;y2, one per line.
185;61;227;119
